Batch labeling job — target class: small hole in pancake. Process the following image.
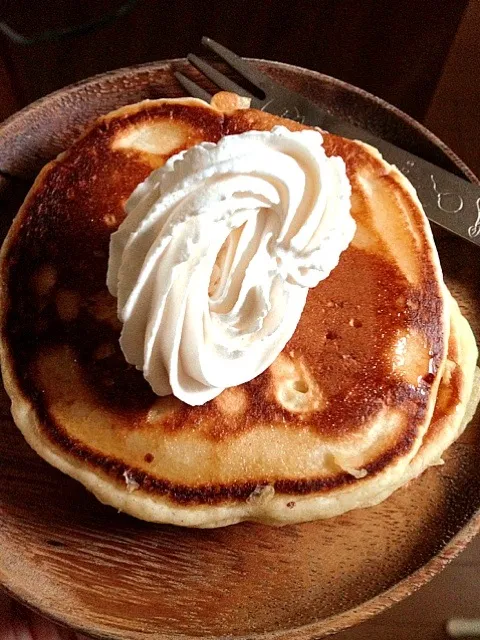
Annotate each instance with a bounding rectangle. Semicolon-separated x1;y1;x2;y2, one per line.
144;453;154;463
293;380;309;393
326;331;337;340
423;373;435;385
286;501;296;509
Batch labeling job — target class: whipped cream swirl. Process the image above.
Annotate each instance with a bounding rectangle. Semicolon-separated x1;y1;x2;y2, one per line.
107;126;354;405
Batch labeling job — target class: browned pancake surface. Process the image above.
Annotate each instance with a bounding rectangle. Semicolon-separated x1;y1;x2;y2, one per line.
1;101;446;505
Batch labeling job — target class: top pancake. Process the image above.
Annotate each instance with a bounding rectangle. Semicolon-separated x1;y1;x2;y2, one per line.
0;95;472;527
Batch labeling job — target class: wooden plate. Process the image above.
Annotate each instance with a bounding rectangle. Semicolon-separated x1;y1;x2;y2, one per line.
0;60;479;640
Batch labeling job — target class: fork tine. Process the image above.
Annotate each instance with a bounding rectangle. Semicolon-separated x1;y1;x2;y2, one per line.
187;54;254;98
174;72;213;103
201;37;273;92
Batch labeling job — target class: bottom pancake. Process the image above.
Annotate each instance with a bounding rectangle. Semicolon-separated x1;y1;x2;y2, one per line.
3;292;478;528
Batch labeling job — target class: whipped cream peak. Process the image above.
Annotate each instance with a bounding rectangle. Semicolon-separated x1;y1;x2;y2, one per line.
107;126;355;405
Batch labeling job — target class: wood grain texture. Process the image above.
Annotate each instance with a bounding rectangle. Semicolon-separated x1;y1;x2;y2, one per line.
0;61;479;640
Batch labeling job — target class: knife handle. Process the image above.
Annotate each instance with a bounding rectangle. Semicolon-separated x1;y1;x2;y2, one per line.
323;118;480;247
372;136;480;247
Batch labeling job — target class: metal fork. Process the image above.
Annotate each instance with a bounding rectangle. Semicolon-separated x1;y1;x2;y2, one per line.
175;37;480;248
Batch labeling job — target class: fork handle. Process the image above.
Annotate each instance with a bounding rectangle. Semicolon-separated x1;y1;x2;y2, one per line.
322;118;480;247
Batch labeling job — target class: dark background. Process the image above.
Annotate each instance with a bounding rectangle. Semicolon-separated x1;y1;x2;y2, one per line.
0;0;471;119
0;0;478;176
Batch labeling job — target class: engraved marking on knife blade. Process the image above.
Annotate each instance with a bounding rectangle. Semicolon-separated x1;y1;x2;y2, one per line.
468;198;480;238
279;105;306;124
402;159;415;175
260;99;274;112
430;175;464;213
261;100;306;124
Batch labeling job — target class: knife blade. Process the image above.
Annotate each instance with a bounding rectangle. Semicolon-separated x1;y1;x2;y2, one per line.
264;96;480;247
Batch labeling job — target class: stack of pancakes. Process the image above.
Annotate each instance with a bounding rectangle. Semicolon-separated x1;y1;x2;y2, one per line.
0;93;477;528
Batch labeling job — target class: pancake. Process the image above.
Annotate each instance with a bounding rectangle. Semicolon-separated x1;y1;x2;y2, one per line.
0;94;477;527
